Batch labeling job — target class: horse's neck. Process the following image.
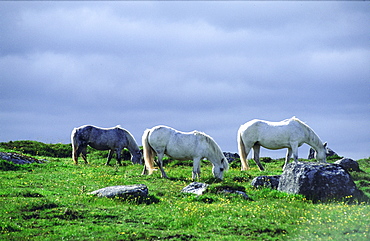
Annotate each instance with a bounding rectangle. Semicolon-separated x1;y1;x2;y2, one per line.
301;124;324;153
125;133;140;153
201;136;222;162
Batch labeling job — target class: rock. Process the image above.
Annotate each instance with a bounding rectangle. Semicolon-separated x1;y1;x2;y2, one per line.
223;152;240;163
219;189;250;200
0;152;45;164
181;182;209;195
89;184;148;198
251;175;281;189
211;185;251;200
277;161;361;202
308;142;337;159
182;182;251;200
334;158;361;172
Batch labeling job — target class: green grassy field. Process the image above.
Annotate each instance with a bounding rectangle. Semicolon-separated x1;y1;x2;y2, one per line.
0;141;369;240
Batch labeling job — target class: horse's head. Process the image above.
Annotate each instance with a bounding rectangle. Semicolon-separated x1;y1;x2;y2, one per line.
131;150;143;165
315;142;328;163
212;158;228;180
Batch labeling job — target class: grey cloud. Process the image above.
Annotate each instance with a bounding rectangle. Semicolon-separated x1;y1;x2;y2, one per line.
0;1;369;160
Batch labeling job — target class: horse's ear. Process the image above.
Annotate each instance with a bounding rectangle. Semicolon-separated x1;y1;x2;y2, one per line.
323;142;327;148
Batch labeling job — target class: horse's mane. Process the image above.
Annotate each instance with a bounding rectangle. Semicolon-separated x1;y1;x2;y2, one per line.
194;131;224;158
118;127;140;151
291;117;323;148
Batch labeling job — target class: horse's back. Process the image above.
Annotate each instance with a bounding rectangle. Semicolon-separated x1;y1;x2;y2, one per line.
72;125;95;140
239;119;271;134
239;118;305;148
148;125;193;146
73;125;128;149
240;118;300;133
148;125;200;159
148;125;174;140
93;126;129;144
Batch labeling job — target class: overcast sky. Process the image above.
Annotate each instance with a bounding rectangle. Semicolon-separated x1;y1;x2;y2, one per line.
1;1;369;160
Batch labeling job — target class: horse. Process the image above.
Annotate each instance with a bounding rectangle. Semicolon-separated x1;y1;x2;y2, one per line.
71;125;142;166
142;125;229;180
237;117;327;171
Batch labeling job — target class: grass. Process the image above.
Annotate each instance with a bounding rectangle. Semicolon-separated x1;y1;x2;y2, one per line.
0;141;369;240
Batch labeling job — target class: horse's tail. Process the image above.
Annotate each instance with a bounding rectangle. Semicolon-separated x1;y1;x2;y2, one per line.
71;127;79;164
237;129;249;170
142;129;156;175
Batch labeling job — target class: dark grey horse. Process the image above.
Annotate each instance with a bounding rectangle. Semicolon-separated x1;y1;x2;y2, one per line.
71;125;142;165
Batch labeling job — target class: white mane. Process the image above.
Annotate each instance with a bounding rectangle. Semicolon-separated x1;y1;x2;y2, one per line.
194;131;224;160
291;117;324;150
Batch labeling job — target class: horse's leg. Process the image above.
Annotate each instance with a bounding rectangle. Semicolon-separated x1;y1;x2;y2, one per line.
74;145;87;164
73;146;81;165
291;143;299;162
283;148;292;170
240;146;252;171
105;150;114;165
81;147;88;164
155;153;169;179
141;164;148;175
283;143;299;170
252;144;265;171
192;158;201;180
116;149;122;166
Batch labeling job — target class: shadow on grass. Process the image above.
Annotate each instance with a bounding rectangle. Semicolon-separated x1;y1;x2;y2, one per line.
114;194;160;205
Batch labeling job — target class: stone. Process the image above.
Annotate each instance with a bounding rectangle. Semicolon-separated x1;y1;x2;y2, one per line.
334;158;361;172
278;161;361;202
251;175;281;189
219;189;250;200
223;152;240;163
181;182;209;195
0;152;45;165
89;184;148;198
211;185;251;200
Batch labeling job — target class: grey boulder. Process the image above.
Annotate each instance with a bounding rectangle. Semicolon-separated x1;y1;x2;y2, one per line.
334;158;361;172
251;175;281;189
181;182;209;195
278;161;362;202
89;184;148;198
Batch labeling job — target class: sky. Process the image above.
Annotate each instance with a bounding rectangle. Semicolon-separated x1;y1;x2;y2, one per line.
1;1;369;160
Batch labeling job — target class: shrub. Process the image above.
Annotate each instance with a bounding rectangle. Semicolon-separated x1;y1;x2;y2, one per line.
0;160;19;171
0;141;71;158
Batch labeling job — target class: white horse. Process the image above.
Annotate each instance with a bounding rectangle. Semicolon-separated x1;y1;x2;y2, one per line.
142;125;229;180
71;125;142;165
237;117;327;171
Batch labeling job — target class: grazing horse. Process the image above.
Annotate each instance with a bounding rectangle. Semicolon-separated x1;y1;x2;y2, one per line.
237;117;327;171
142;125;229;180
71;125;142;165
